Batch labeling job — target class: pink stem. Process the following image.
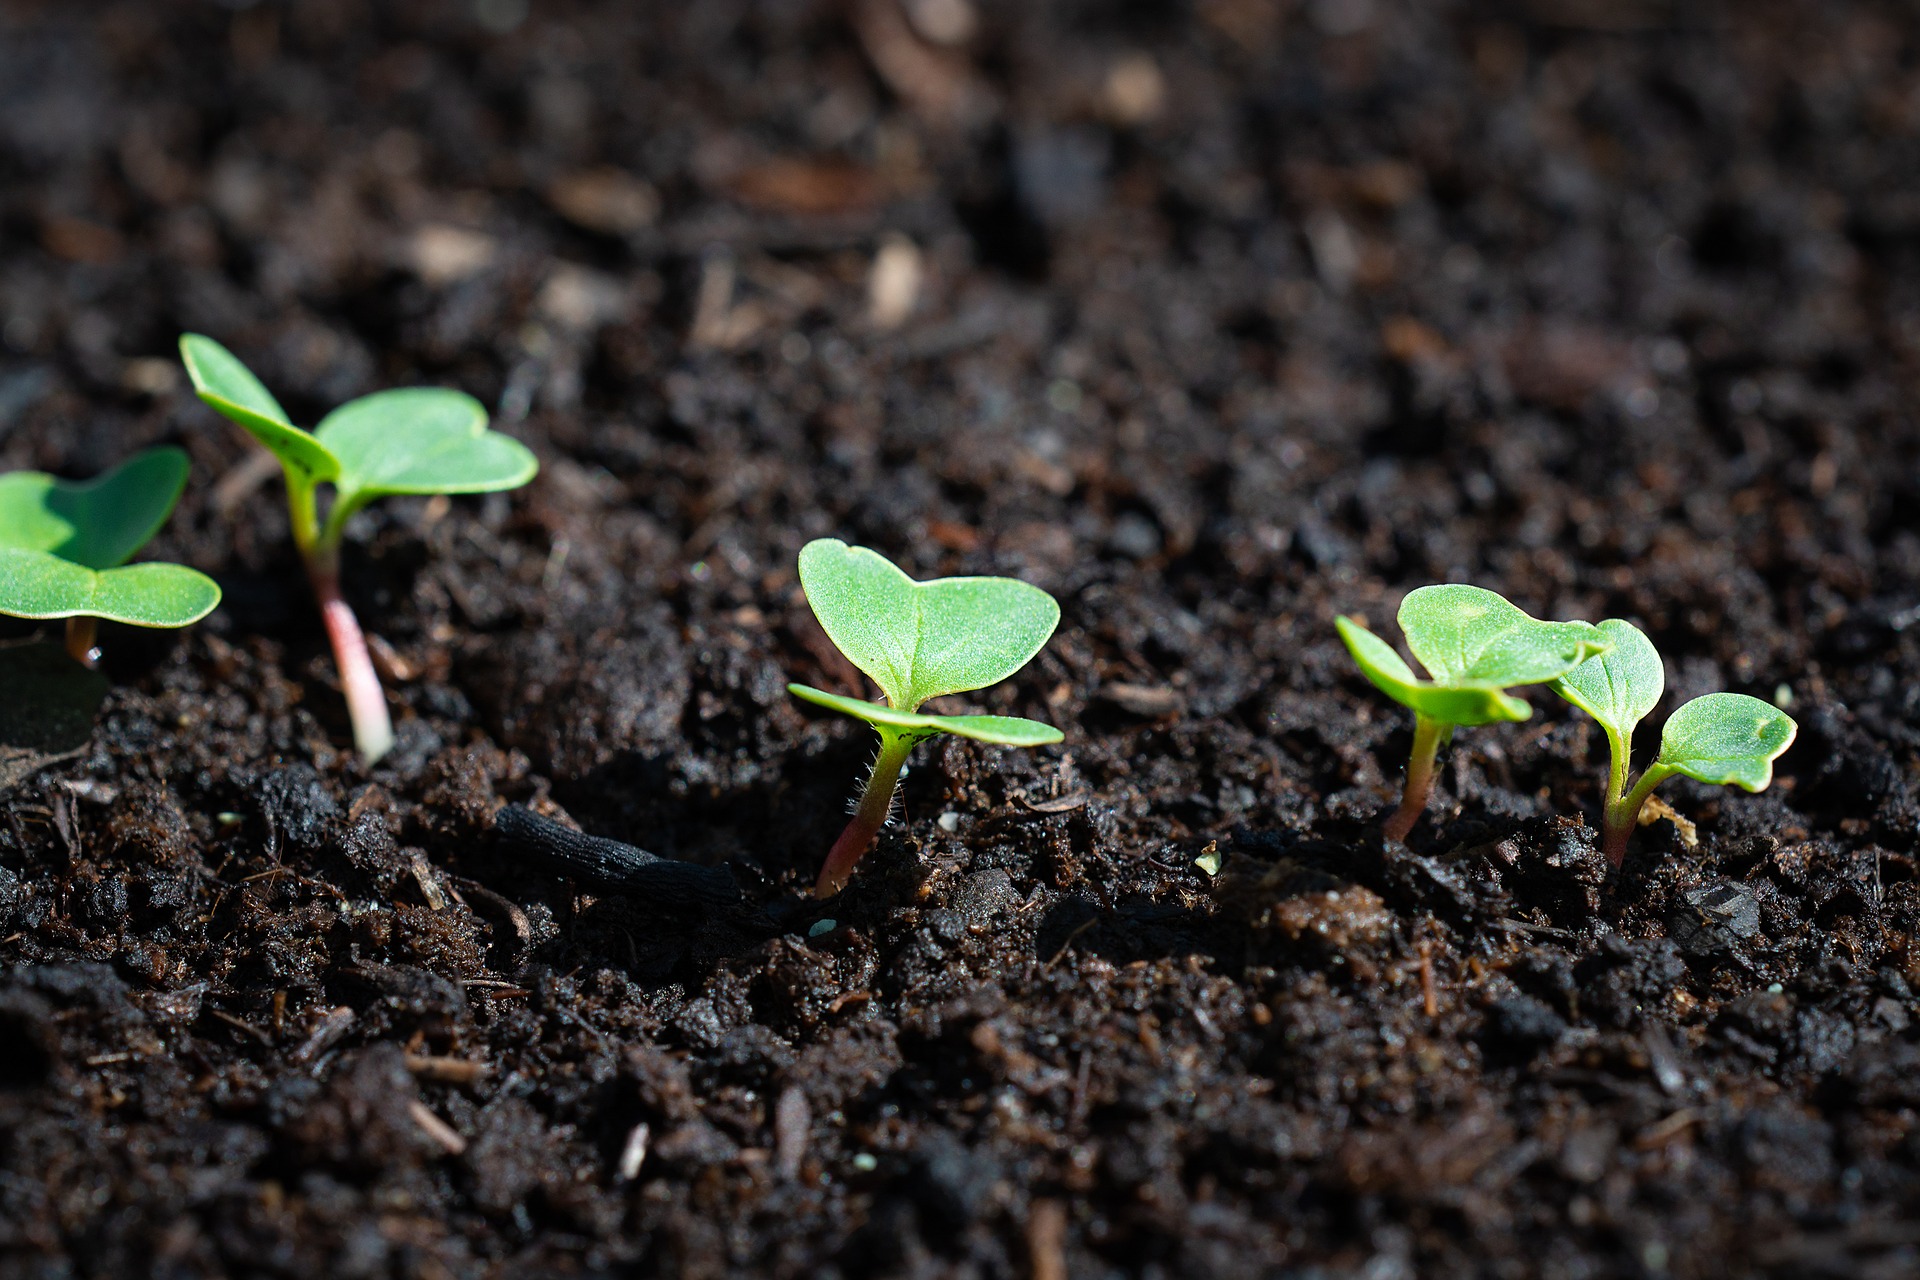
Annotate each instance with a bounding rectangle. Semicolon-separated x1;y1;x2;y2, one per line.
309;565;395;762
64;617;99;668
1381;715;1444;843
814;731;914;898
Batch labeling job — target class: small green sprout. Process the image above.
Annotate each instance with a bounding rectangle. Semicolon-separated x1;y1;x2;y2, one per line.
789;538;1062;897
1553;618;1797;866
1337;585;1610;842
0;447;220;665
179;334;537;762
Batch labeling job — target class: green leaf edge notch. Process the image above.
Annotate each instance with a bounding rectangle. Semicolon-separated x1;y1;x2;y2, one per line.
788;683;1063;747
178;334;539;510
0;446;220;628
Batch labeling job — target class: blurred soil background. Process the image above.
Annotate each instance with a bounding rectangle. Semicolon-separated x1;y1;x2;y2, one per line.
5;0;1920;1276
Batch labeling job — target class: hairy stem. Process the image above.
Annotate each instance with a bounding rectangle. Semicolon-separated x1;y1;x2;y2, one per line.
1382;714;1447;843
1602;764;1673;867
64;616;98;668
814;728;918;898
307;561;395;763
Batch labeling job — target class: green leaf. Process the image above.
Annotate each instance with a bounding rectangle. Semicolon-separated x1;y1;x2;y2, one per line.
0;549;221;627
1399;584;1609;687
179;334;340;486
1654;692;1797;792
316;388;538;501
1335;615;1534;725
789;683;1063;746
1552;617;1665;740
796;538;1061;711
0;446;190;570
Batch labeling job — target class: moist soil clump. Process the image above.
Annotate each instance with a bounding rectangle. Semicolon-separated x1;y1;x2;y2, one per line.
3;2;1920;1276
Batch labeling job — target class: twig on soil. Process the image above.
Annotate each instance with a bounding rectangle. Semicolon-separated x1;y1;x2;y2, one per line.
1632;1109;1703;1151
1490;917;1574;939
291;1005;355;1064
773;1085;810;1181
206;1008;273;1048
1044;916;1099;971
404;1055;490;1085
1419;937;1438;1020
408;1100;467;1156
617;1122;651;1181
1027;1198;1069;1280
1018;791;1090;814
1068;1049;1092;1127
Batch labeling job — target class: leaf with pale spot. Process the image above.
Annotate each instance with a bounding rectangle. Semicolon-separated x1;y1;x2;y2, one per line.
1655;692;1796;792
0;549;220;627
1398;584;1610;688
0;447;191;570
1552;617;1665;740
796;538;1060;713
788;683;1063;746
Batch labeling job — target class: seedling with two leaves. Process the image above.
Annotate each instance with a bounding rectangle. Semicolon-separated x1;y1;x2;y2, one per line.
179;335;537;762
1337;585;1609;841
789;539;1062;898
0;447;220;665
1553;618;1796;866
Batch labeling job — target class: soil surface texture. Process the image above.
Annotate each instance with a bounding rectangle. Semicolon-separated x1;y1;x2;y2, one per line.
3;1;1920;1277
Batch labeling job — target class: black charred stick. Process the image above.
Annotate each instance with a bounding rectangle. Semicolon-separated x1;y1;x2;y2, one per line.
493;805;741;913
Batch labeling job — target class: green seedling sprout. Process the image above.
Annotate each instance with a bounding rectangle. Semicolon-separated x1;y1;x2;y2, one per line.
789;538;1062;898
1553;618;1797;867
179;334;536;762
1337;585;1610;842
0;447;220;665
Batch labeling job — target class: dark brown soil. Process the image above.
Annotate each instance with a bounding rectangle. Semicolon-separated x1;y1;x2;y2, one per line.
4;0;1920;1275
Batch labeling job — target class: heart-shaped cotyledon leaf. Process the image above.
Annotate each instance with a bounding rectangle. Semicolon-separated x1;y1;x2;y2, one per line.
1338;586;1609;728
178;334;537;518
0;550;220;627
788;684;1063;747
1335;616;1533;727
0;446;192;570
790;538;1062;737
1551;617;1665;741
1653;692;1797;792
178;335;338;487
1398;584;1611;690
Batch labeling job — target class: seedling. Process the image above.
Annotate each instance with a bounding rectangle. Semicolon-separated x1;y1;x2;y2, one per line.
179;334;537;762
789;538;1062;897
1553;618;1797;866
1337;585;1609;841
0;447;220;664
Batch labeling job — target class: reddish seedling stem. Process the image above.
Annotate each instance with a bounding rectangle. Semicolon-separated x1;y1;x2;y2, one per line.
308;563;395;763
814;730;915;898
1381;714;1445;843
64;617;99;668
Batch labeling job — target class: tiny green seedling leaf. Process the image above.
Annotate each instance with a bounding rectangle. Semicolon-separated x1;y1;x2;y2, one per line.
315;388;538;505
790;538;1063;897
797;538;1060;712
1334;616;1531;728
180;335;536;535
0;446;191;570
1551;617;1663;741
1399;584;1611;688
0;551;220;626
1337;586;1608;842
1655;692;1796;792
178;333;538;762
1555;618;1798;866
0;447;221;663
179;335;338;486
788;683;1063;747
